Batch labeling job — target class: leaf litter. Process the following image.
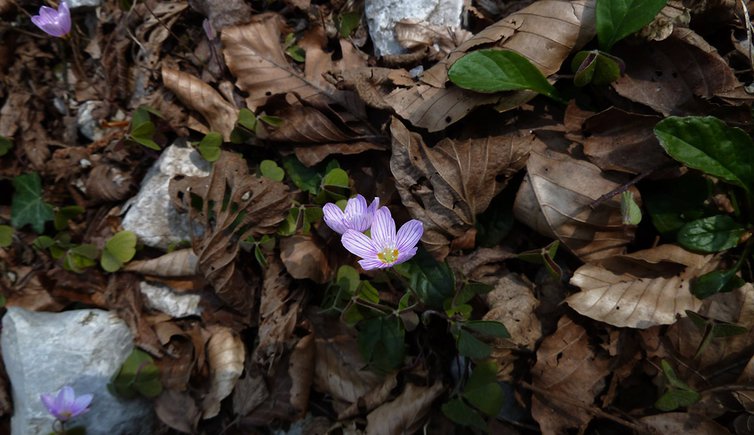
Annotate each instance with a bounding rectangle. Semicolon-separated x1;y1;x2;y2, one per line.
3;0;754;434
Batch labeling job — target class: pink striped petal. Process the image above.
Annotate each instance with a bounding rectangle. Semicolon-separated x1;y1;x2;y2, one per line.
370;207;395;248
341;230;377;259
395;219;423;253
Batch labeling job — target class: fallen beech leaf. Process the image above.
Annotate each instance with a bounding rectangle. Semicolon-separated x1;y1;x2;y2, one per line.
161;67;238;140
365;382;445;435
170;152;291;311
734;353;754;412
390;117;532;260
125;248;199;277
154;389;201;434
612;28;750;116
202;326;245;418
279;235;332;284
514;143;638;261
394;19;473;60
639;412;730;434
564;106;670;174
567;245;717;328
531;316;610;434
293;142;385;167
259;103;380;145
338;373;398;420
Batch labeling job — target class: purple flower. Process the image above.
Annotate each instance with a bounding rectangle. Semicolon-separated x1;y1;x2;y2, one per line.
40;386;92;422
31;2;71;38
323;195;380;235
341;207;423;270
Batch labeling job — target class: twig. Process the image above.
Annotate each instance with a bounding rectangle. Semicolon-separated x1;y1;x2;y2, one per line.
520;381;658;434
588;169;654;209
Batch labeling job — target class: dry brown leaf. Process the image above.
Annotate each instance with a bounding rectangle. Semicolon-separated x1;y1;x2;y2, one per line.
253;256;304;370
514;142;638;261
258;103;381;145
639;412;730;434
154;389;201;434
338;373;399;420
189;0;253;31
310;312;384;412
202;326;245;419
390;117;532;260
379;0;596;131
125;248;199;277
483;273;541;380
134;2;187;79
161;66;238;140
222;14;359;111
170;152;291;312
293;142;385;167
567;245;716;328
85;163;134;203
734;354;754;412
365;382;445;435
531;316;610;434
612;28;749;116
279;235;333;284
394;20;473;60
637;1;690;42
564;106;670;174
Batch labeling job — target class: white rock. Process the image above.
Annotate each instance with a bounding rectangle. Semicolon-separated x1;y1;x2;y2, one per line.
77;101;105;141
1;307;154;435
365;0;464;56
122;142;210;250
66;0;102;8
140;281;201;318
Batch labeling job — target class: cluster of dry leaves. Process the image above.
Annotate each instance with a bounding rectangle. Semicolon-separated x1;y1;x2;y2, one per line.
2;0;754;433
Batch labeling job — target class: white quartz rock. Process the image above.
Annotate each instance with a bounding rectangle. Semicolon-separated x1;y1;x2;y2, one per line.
122;142;210;250
140;281;201;318
1;307;154;435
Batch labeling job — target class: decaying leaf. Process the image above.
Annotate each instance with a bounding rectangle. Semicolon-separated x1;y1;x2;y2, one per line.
390;117;532;259
154;388;201;434
531;316;610;434
567;245;717;328
482;273;541;380
85;163;134;202
161;66;239;140
514;142;638;261
639;412;730;434
202;326;245;419
374;0;596;131
170;152;291;312
338;373;399;420
279;235;333;284
394;20;473;60
365;382;445;435
125;248;199;277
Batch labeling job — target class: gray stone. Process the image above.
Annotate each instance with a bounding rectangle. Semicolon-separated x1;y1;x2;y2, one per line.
365;0;464;56
140;281;201;318
1;307;154;435
77;101;105;141
66;0;102;8
122;142;210;250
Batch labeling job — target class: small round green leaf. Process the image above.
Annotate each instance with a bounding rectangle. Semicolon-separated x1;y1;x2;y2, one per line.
677;215;744;253
0;225;13;248
101;231;137;272
260;160;285;181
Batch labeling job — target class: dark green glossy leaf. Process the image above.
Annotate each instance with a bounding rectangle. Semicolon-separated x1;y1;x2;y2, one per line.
11;172;54;233
463;320;510;339
395;247;455;309
476;186;515;247
457;329;491;359
357;315;405;373
596;0;669;51
463;360;503;416
655;116;754;193
441;398;488;430
690;269;745;299
677;215;744;253
448;49;563;102
644;174;710;234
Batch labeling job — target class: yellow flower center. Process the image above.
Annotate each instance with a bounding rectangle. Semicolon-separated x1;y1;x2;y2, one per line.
377;248;399;264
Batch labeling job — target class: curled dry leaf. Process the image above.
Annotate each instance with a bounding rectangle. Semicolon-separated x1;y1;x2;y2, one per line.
482;273;541;380
170;152;291;312
377;0;596;131
564;105;670;174
365;382;445;435
154;389;201;434
85;163;134;202
338;373;398;420
125;248;199;277
161;66;238;140
279;235;332;284
612;28;750;116
390;117;532;260
394;20;473;60
202;326;245;419
531;316;610;435
513;142;638;262
134;2;187;77
253;256;304;370
567;245;716;328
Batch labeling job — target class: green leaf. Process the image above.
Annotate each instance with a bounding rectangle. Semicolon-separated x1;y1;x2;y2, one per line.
457;328;492;359
660;360;692;390
655;388;701;411
11;172;54;233
0;225;14;248
336;265;361;294
260;160;285;181
455;281;494;306
322;168;349;188
394;247;455;309
691;269;745;299
63;244;98;273
198;132;222;162
54;205;85;231
677;215;744;253
0;135;13;157
475;187;515;247
237;108;258;131
644;174;710;234
338;11;362;38
448;49;563;102
654;116;754;194
130;135;160;151
441;398;488;430
282;156;321;194
571;50;624;86
278;206;300;236
302;206;323;234
101;231;137;272
259;114;284;127
596;0;668;51
463;320;510;339
620;191;642;225
463;360;504;416
357;315;405;373
109;348;163;399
